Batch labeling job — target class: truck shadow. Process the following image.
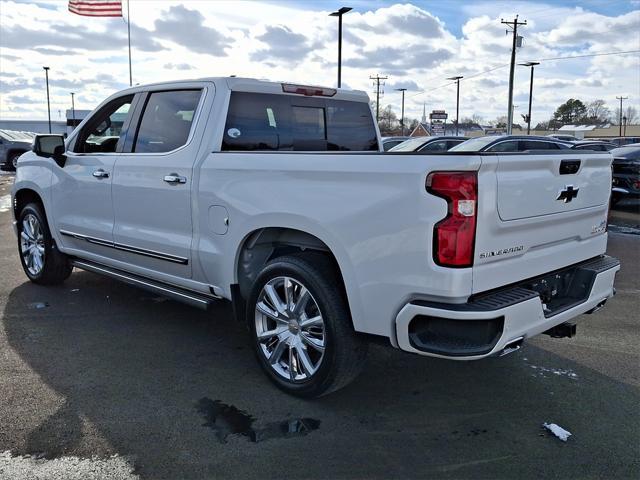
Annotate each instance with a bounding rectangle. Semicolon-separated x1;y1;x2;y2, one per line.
3;271;639;479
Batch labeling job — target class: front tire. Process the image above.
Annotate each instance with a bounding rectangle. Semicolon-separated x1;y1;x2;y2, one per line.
18;203;72;285
247;253;368;398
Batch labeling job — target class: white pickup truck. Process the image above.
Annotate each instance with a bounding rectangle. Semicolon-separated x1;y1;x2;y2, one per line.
11;78;619;397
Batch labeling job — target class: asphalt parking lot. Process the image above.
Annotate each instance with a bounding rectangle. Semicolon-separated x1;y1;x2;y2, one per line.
0;172;638;480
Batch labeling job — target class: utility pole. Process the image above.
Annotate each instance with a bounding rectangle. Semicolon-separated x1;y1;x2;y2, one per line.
447;76;463;135
519;61;539;135
329;7;352;88
43;66;51;133
70;92;76;129
370;74;388;123
616;96;628;136
501;15;527;135
396;88;407;135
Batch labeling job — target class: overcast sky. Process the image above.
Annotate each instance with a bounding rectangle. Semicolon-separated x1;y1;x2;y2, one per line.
1;0;639;124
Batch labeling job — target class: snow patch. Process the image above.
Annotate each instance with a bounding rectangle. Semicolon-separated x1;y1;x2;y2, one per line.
0;451;139;480
0;194;11;213
543;423;572;442
526;362;578;380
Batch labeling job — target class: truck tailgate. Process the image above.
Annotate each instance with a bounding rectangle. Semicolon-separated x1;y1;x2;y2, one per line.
472;151;612;294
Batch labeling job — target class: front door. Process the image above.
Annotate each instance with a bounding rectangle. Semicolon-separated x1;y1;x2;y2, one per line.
111;88;205;279
52;94;135;258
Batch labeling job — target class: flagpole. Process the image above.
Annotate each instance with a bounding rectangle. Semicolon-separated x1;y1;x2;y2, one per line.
127;0;132;86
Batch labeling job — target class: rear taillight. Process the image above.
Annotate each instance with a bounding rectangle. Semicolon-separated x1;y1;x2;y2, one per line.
426;171;478;268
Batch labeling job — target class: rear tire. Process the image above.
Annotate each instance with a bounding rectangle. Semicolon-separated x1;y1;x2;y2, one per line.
10;152;21;171
18;203;72;285
247;253;368;397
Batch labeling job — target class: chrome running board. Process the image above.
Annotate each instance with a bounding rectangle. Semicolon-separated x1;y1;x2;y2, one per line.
71;259;221;310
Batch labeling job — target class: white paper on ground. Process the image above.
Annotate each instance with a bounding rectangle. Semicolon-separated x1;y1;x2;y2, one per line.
543;422;572;441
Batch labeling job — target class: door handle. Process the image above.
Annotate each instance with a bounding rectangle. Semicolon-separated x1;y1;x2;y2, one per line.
92;169;109;179
163;174;187;184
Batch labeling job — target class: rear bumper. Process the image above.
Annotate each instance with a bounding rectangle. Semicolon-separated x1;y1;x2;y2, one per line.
395;255;620;360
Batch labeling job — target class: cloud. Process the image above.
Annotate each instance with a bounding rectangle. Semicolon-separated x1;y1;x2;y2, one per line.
6;95;41;104
387;80;421;91
344;46;452;70
0;22;163;53
250;25;314;63
164;63;195;71
154;5;233;55
352;4;447;38
476;78;506;88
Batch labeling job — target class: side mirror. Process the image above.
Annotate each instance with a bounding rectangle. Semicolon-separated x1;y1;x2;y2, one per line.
33;134;66;167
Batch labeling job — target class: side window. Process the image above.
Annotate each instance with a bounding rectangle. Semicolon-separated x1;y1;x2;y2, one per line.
74;95;133;153
486;140;519;152
448;140;464;149
522;140;560;151
133;90;202;153
420;140;448;152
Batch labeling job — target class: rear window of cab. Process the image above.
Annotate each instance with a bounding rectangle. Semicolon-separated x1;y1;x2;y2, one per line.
222;92;378;152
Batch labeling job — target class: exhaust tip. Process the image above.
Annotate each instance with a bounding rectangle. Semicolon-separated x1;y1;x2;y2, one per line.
499;337;524;356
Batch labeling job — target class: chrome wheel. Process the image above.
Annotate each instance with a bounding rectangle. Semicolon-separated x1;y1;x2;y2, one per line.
11;155;18;170
20;214;45;276
255;276;326;382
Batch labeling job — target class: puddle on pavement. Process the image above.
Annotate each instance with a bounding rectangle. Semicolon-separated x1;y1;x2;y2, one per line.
27;302;50;309
196;397;320;444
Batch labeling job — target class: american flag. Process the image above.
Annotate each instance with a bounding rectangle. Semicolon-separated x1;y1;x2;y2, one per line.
68;0;123;17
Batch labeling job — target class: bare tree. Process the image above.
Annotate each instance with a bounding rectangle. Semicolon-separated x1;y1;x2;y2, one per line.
613;106;639;125
585;99;610;124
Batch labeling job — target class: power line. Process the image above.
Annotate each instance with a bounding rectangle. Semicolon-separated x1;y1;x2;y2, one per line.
408;50;639;99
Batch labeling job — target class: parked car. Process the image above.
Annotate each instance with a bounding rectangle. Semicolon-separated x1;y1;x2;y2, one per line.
449;135;571;152
0;129;34;171
610;145;640;206
610;137;640;147
388;135;468;152
381;136;410;151
547;134;579;142
12;78;619;397
570;140;616;151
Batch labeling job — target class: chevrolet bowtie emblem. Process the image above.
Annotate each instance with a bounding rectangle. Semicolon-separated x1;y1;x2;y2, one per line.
557;185;579;203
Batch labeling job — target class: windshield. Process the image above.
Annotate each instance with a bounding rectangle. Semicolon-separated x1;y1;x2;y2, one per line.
611;146;640;160
449;136;499;152
389;137;428;152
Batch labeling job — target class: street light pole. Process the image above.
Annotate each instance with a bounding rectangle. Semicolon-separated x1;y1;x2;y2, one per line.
519;61;539;135
447;76;463;136
396;88;407;136
329;7;352;88
43;66;51;133
70;92;76;129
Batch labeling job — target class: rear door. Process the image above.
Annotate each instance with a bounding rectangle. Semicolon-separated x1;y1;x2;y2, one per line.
111;86;207;279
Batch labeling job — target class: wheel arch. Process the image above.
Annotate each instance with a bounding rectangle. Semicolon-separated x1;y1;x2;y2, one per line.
234;226;363;332
13;188;44;220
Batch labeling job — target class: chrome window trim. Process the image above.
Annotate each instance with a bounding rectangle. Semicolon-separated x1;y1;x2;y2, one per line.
60;229;188;265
